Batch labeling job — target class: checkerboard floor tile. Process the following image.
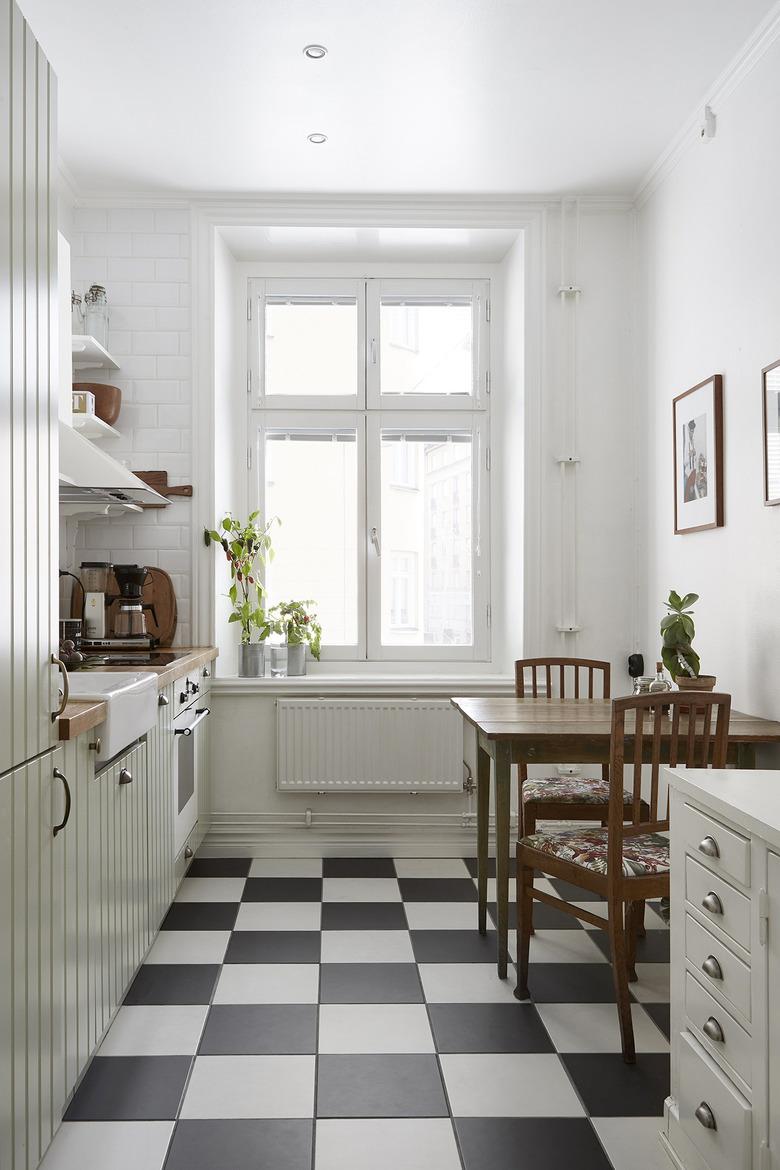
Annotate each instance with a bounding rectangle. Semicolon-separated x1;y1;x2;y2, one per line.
48;855;669;1170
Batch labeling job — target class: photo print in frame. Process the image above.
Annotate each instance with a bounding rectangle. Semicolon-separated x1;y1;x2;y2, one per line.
673;374;724;534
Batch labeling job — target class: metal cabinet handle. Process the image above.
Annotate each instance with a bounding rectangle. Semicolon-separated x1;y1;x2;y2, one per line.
119;768;133;786
52;768;71;837
51;654;70;721
702;892;723;915
89;738;102;754
184;845;194;860
698;835;720;859
202;667;211;678
158;693;169;707
702;955;723;980
702;1016;724;1043
695;1102;717;1131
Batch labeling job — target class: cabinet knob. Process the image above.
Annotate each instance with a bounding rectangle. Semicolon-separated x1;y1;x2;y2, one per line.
202;667;211;678
702;1016;724;1044
158;693;169;707
702;955;723;981
701;891;723;915
694;1102;717;1131
697;835;720;859
119;768;133;786
184;845;194;860
88;738;102;754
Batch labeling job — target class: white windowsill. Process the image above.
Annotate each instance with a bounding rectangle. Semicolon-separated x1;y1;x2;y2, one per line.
212;673;514;697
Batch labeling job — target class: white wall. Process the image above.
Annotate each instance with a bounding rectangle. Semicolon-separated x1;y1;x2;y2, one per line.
637;32;780;722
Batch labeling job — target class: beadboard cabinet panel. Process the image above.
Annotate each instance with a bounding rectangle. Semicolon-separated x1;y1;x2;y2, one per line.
768;851;780;1166
147;685;176;932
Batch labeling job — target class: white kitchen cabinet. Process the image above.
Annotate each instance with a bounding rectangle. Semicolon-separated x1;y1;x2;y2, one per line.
768;851;780;1168
146;683;176;930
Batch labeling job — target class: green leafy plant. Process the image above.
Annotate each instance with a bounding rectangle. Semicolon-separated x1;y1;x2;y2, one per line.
207;512;276;645
660;590;700;678
270;599;322;660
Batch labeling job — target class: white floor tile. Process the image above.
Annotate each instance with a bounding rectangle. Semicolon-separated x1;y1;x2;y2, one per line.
249;859;323;877
234;902;322;932
175;877;246;903
592;1117;667;1169
569;902;610;928
418;963;519;1003
98;1005;208;1056
145;930;230;964
318;1004;435;1054
320;930;414;964
630;963;671;1002
403;903;479;930
180;1054;315;1119
393;859;471;878
322;878;401;902
440;1053;585;1116
315;1119;461;1170
535;1003;670;1053
213;963;319;1004
485;878;517;903
527;928;608;963
39;1122;174;1170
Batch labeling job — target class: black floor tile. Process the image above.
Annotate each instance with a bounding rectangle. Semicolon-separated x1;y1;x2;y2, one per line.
199;1005;318;1055
162;902;239;931
429;1003;554;1053
323;857;396;877
65;1055;191;1120
455;1117;612;1170
398;878;478;902
550;878;605;902
525;963;622;1003
487;901;586;931
643;1002;671;1040
591;927;670;963
411;930;500;963
165;1119;313;1170
224;931;321;964
123;964;220;1006
321;902;408;930
242;877;323;902
463;857;518;879
316;1054;448;1117
561;1052;670;1116
186;857;252;878
319;963;424;1003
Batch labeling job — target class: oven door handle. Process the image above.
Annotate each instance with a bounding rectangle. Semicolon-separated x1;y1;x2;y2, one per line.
174;707;211;736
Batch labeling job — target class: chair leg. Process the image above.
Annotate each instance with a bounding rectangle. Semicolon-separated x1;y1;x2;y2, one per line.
635;899;646;939
607;897;636;1063
625;900;639;983
514;860;533;1001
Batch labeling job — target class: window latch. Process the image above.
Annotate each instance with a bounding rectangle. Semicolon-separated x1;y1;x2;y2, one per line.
370;527;381;556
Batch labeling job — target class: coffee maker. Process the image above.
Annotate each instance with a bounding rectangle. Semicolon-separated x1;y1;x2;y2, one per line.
111;564;157;639
80;561;112;639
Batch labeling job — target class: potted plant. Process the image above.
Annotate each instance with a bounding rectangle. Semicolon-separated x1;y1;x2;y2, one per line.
270;600;322;676
660;590;716;691
208;512;276;677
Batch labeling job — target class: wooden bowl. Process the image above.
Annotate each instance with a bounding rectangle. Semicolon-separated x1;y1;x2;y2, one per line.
73;382;122;425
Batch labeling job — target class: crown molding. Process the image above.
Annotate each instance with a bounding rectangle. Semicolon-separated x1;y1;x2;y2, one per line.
634;0;780;209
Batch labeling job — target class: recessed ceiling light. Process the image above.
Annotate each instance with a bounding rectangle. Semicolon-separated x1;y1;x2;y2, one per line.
303;44;327;59
307;132;327;144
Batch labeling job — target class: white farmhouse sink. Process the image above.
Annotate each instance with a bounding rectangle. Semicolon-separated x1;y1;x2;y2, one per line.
68;671;158;764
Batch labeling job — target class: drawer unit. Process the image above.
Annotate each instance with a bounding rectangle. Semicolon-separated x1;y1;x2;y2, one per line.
678;1031;752;1170
685;913;751;1021
685;971;752;1089
685;855;751;952
681;802;751;887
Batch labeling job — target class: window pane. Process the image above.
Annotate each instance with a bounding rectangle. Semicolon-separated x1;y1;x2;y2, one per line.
265;430;358;645
380;298;473;397
265;297;357;396
380;431;473;646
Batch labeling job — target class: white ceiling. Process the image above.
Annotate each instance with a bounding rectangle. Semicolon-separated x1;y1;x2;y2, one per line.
21;0;776;196
219;226;521;262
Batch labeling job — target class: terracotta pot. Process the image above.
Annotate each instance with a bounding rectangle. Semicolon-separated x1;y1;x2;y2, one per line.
675;674;717;692
73;381;122;425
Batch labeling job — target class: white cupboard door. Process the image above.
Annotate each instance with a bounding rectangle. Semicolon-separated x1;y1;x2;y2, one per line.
0;0;59;776
768;851;780;1163
147;685;175;933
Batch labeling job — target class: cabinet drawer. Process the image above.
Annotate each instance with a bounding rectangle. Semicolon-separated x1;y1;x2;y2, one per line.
685;856;751;952
685;972;752;1089
681;803;750;888
685;913;751;1021
678;1031;751;1170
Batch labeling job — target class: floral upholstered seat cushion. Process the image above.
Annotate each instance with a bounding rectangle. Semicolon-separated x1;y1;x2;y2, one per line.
522;776;633;804
522;826;670;878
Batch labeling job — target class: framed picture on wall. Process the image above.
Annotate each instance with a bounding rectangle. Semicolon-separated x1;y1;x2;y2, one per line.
762;359;780;506
673;374;724;534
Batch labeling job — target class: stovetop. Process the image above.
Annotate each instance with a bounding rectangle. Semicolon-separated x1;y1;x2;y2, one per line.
79;651;184;668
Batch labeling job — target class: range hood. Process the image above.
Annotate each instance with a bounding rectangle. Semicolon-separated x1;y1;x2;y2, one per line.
59;421;168;508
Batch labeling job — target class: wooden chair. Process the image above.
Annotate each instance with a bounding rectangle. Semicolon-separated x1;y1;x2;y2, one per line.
514;690;731;1062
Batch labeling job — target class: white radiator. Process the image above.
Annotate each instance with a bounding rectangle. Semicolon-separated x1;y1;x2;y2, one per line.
276;699;464;792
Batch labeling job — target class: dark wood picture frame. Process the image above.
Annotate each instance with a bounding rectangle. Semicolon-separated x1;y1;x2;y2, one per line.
762;359;780;506
673;374;724;534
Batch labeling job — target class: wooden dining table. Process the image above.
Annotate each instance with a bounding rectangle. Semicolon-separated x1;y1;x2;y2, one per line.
451;695;780;979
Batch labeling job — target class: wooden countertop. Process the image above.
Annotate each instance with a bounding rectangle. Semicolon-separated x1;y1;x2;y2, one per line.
57;647;218;741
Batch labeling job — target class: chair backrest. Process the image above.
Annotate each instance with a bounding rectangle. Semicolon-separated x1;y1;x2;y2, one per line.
607;691;732;875
515;657;611;700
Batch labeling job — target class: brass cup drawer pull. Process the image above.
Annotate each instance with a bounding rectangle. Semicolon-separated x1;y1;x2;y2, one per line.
702;1016;724;1043
119;768;133;786
698;835;720;859
159;693;169;707
701;891;723;915
702;955;723;980
694;1102;717;1131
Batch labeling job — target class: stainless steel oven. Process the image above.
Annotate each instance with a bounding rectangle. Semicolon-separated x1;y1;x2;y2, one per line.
173;689;210;856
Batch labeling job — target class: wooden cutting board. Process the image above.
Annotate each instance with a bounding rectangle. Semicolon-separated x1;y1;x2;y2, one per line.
71;565;178;646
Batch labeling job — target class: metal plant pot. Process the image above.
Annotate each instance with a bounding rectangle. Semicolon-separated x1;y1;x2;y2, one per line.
238;643;265;678
286;643;306;676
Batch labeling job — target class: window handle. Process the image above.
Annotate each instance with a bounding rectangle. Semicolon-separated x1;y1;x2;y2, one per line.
370;527;381;556
370;337;377;364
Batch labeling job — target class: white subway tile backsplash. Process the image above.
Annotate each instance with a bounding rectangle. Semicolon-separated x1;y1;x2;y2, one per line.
156;355;190;378
154;209;190;233
72;255;107;283
160;453;192;477
133;380;182;404
73;208;108;232
133;526;183;549
133;331;180;356
106;330;132;355
109;306;157;331
155;258;188;282
157;404;190;428
83;232;133;257
132;233;181;258
132;427;182;452
132;282;180;306
114;355;158;378
108;257;157;282
107;208;156;232
155;307;190;330
159;549;191;572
